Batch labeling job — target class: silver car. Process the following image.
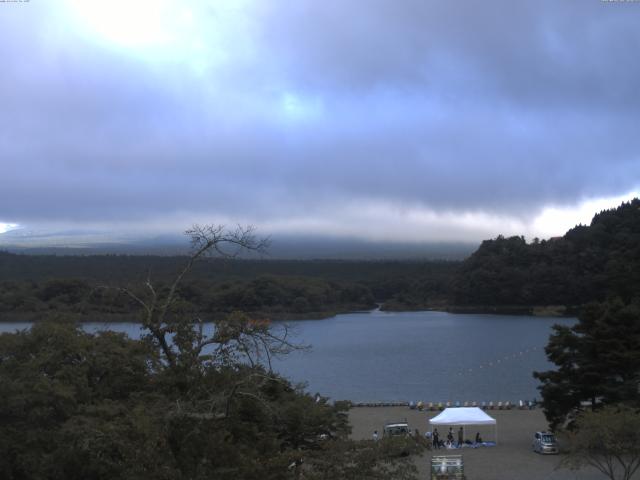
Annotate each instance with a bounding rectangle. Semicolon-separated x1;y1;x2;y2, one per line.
532;431;558;454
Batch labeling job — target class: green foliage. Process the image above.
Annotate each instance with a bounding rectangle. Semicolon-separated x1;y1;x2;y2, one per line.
0;274;380;322
452;199;640;308
534;298;640;429
560;406;640;480
0;257;462;321
1;321;415;479
0;224;426;479
0;321;156;480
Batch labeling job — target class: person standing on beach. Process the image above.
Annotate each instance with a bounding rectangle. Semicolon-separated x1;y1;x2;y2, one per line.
447;429;454;447
458;426;464;447
432;428;440;449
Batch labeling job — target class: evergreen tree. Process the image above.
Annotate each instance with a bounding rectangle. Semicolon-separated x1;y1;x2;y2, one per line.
534;298;640;429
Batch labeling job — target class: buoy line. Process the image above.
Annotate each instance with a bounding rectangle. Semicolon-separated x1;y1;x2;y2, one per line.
454;346;541;377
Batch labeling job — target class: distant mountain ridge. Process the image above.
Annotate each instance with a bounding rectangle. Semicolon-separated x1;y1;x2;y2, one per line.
0;232;476;260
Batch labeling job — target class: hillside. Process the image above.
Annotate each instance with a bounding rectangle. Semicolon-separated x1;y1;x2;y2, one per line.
450;199;640;310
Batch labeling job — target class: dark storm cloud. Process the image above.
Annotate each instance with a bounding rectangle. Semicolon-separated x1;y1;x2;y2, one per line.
1;0;639;240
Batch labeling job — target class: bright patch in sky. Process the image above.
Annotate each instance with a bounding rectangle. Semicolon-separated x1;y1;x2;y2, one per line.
280;93;324;122
64;0;251;74
0;223;19;234
258;192;640;243
531;191;640;238
67;0;176;48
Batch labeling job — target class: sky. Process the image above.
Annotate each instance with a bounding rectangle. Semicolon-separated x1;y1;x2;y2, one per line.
1;0;640;248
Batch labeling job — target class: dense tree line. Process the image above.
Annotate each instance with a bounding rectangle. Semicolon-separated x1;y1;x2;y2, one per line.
0;253;458;321
2;199;639;320
375;265;453;311
452;199;640;309
0;275;376;322
0;225;424;479
0;252;458;286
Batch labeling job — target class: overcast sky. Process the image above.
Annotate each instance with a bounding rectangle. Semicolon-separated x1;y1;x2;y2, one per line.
1;0;639;245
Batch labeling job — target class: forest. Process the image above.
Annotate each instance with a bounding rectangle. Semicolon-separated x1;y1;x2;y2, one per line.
1;199;639;322
451;199;640;310
0;254;456;322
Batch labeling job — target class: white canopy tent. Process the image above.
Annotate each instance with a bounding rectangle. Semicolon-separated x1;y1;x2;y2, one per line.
429;407;498;445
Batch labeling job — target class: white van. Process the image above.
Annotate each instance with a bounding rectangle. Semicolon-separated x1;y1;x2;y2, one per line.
383;421;411;437
532;431;558;454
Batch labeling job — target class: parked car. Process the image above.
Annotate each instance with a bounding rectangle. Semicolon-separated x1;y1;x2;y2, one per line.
383;421;411;437
532;431;558;454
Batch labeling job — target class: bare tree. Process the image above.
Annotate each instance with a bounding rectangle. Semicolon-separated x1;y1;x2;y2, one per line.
118;224;301;371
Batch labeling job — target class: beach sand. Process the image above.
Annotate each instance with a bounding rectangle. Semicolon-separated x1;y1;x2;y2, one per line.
349;407;604;480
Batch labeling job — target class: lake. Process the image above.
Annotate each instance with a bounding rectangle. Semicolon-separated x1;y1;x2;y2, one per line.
0;309;573;403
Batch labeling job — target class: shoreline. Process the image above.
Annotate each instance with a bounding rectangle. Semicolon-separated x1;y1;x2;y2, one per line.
0;303;578;324
349;401;536;409
0;308;367;324
381;303;578;317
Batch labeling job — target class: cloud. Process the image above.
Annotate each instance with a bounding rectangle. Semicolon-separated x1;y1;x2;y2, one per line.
1;0;639;244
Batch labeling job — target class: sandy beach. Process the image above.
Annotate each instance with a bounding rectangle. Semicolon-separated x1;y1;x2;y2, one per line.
349;407;605;480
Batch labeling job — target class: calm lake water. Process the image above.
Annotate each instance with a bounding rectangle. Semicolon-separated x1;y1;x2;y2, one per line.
0;309;573;403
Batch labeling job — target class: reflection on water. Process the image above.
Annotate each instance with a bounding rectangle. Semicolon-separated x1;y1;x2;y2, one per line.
0;310;573;402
